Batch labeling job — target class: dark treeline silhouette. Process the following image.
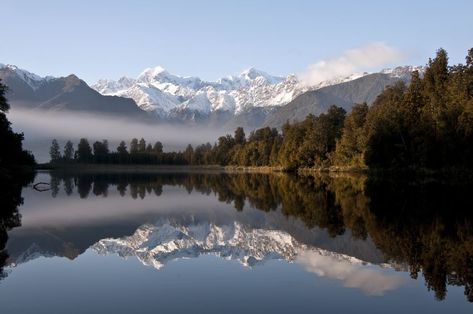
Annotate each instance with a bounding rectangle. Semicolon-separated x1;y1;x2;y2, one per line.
0;80;35;168
49;48;473;172
0;79;36;277
0;171;35;279
46;170;473;302
50;137;188;165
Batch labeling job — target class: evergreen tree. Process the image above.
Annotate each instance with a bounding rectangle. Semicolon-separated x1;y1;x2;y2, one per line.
138;138;146;152
77;138;92;163
0;81;8;112
93;140;109;163
130;138;139;154
335;103;369;166
0;80;35;166
63;140;74;161
234;127;246;145
184;144;194;164
153;141;163;154
117;141;128;155
49;139;61;162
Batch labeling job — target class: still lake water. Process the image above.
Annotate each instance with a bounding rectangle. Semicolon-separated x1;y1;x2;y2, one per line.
0;170;472;313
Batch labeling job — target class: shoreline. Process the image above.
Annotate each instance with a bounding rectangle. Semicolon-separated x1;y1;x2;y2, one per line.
30;163;473;180
34;163;227;174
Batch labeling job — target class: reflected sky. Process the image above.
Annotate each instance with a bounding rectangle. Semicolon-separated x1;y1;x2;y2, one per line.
297;250;404;295
0;171;472;313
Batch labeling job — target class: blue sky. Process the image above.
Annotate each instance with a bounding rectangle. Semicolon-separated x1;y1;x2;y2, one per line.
1;0;472;84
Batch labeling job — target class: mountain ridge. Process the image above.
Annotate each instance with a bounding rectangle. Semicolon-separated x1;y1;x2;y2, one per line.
0;63;423;129
0;64;149;119
93;64;423;125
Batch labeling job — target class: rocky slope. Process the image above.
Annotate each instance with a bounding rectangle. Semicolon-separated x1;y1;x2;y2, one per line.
93;65;423;128
264;68;423;128
0;64;148;118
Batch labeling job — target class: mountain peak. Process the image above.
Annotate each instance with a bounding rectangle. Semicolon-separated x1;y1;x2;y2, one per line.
240;67;268;78
239;67;284;85
381;65;425;77
138;65;169;81
241;66;264;76
0;63;44;89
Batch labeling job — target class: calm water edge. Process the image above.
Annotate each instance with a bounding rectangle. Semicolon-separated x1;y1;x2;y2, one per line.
0;170;472;313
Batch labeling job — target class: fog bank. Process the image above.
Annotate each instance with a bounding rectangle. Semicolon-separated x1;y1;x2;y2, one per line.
9;109;224;162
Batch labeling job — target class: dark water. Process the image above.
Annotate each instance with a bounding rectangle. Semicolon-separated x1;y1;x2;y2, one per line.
0;170;472;313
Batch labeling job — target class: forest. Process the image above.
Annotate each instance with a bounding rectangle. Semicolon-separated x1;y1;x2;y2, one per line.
50;48;473;172
44;171;473;302
0;81;35;169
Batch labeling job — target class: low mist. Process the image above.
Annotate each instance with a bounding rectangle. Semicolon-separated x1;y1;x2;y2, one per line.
9;109;225;163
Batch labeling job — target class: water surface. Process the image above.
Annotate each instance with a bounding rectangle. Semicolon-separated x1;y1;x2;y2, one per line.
0;170;472;313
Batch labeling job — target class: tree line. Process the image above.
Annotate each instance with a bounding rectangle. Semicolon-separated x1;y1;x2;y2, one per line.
0;80;35;168
206;47;473;171
49;137;189;165
45;170;473;302
50;48;473;171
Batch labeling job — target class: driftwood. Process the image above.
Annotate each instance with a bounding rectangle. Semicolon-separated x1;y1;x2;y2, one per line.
33;182;51;192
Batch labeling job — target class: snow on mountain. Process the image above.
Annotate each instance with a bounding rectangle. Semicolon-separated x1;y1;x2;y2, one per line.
0;63;53;90
381;65;425;77
92;65;422;118
311;72;367;89
91;219;404;295
93;76;136;94
92;66;307;117
92;219;376;269
122;84;179;114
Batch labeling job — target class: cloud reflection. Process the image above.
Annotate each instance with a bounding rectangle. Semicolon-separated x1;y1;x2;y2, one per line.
296;249;404;295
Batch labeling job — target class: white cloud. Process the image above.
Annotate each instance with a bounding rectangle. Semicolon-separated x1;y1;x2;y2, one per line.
298;42;404;86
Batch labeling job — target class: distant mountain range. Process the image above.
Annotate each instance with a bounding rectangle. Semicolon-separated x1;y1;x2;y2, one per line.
0;64;147;118
0;63;423;129
7;210;386;269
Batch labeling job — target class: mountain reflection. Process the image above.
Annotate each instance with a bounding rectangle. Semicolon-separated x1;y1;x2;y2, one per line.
92;217;404;296
3;170;473;302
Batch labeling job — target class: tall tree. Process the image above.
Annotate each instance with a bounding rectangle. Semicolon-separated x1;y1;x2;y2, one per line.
0;80;35;166
63;140;74;161
93;140;109;163
138;138;146;152
117;141;128;155
0;81;9;112
49;139;61;162
130;138;139;154
153;141;163;154
234;127;246;145
77;138;92;163
184;144;194;164
335;103;369;166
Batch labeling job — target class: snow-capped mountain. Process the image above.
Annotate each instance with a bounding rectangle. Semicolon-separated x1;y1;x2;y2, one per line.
0;63;147;117
1;62;424;128
92;218;381;269
381;65;425;77
92;65;422;120
92;218;404;295
0;63;54;90
93;67;306;118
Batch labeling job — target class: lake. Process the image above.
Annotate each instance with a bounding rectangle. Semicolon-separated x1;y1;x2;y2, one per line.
0;170;472;313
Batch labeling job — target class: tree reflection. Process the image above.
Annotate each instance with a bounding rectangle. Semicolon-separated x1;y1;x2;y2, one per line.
45;170;473;302
0;171;35;279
